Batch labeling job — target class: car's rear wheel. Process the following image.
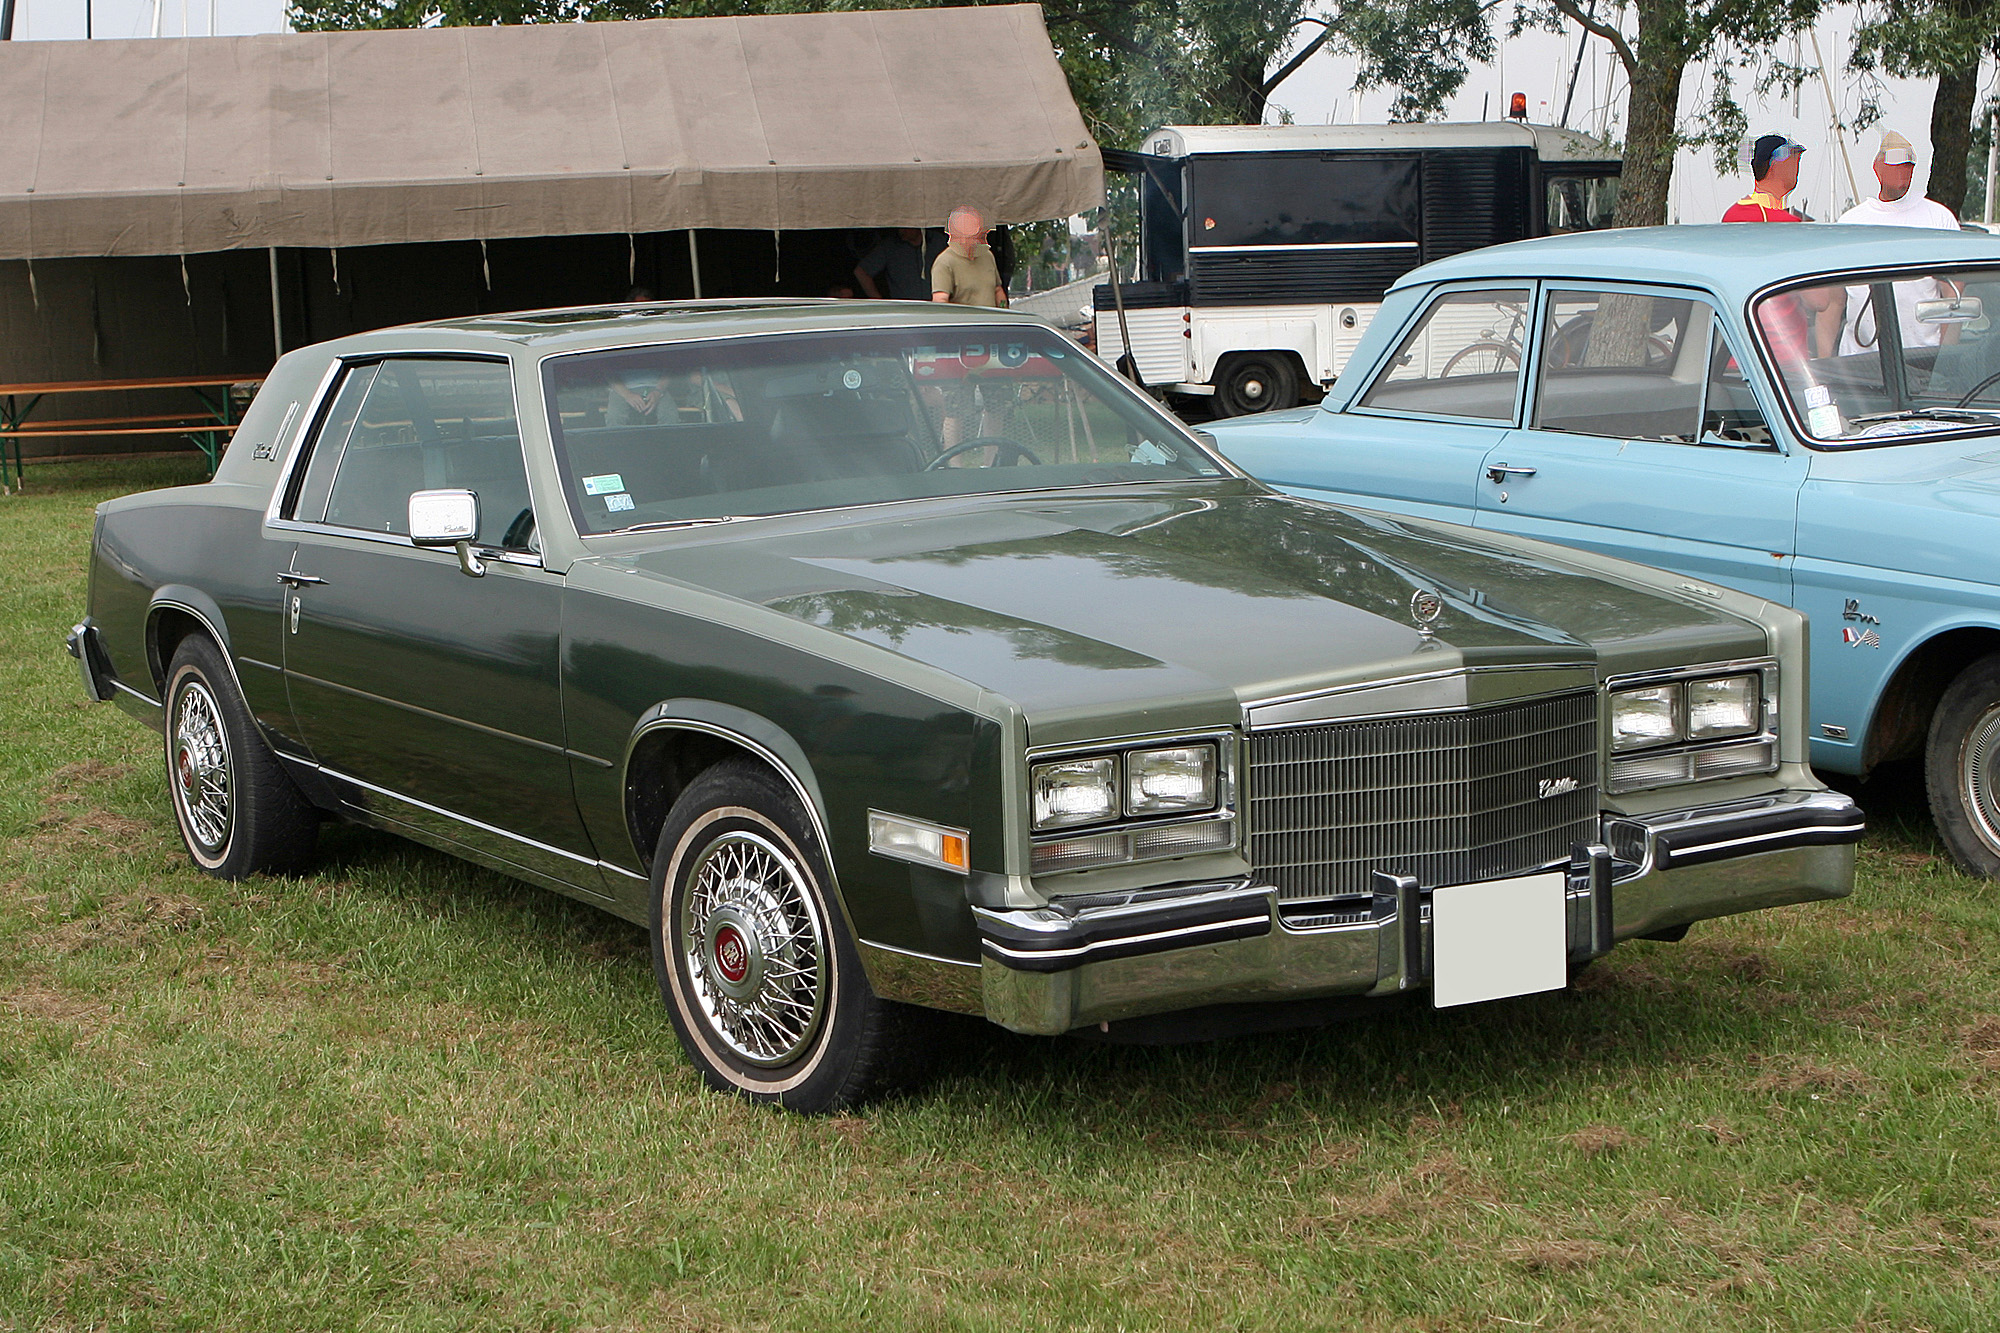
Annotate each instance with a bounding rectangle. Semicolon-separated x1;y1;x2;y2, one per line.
651;757;918;1112
1213;353;1300;417
164;636;319;879
1926;652;2000;877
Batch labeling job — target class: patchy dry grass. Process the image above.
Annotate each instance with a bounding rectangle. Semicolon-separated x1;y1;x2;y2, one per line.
6;459;2000;1330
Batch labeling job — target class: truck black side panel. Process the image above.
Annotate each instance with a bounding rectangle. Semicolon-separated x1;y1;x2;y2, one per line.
1421;148;1534;263
1187;249;1420;305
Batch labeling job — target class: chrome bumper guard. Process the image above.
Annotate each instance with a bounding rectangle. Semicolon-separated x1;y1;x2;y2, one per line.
65;619;116;704
976;789;1861;1035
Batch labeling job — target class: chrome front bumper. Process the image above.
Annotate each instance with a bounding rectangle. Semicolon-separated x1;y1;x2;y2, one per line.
975;789;1861;1035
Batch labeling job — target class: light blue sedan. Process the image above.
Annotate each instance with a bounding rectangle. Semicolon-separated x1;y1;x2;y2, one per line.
1207;224;2000;876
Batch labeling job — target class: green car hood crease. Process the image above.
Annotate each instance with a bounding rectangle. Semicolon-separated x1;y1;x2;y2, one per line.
597;484;1766;739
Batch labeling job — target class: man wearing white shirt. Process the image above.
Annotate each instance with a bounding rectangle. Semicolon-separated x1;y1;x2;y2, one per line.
1835;131;1962;356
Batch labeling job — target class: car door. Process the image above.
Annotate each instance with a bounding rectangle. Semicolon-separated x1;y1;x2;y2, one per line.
273;355;606;896
1223;285;1532;525
1472;286;1808;606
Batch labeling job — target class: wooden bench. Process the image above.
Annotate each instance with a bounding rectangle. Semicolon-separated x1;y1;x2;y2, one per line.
0;374;263;491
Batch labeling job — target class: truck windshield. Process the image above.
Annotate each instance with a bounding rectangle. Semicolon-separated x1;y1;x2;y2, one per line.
541;325;1228;534
1754;265;2000;445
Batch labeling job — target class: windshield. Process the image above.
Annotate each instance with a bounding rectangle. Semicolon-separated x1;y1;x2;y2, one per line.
541;325;1226;533
1753;264;2000;445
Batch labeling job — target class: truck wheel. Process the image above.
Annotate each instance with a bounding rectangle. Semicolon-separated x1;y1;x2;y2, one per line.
1213;353;1300;417
164;636;319;879
1926;653;2000;877
651;757;919;1112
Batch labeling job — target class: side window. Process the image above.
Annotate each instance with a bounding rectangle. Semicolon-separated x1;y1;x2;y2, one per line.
1358;288;1531;421
289;364;376;525
304;359;535;553
1533;289;1702;442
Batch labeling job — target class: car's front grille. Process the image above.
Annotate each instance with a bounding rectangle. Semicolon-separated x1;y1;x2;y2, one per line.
1247;691;1599;901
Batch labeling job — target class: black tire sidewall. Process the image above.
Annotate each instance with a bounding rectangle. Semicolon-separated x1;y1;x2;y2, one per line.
1926;654;2000;877
1215;354;1299;416
649;760;874;1111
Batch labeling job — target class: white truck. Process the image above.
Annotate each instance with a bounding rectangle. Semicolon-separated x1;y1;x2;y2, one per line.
1096;122;1622;416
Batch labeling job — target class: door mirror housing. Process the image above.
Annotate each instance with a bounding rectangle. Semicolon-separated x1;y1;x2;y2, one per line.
408;489;480;546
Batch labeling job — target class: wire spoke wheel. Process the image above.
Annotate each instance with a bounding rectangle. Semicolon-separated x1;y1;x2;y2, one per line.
171;678;233;854
678;827;829;1067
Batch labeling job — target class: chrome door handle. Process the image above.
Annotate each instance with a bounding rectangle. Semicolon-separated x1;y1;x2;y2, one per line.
1484;463;1538;483
277;571;326;587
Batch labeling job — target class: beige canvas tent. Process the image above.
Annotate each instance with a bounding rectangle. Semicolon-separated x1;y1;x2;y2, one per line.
0;5;1102;260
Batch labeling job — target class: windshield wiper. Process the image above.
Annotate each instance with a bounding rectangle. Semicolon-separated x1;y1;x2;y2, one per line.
1848;407;2000;425
615;515;746;534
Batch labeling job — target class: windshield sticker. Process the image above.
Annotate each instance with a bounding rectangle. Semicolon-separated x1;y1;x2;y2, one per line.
1808;405;1843;436
583;473;626;496
605;493;635;513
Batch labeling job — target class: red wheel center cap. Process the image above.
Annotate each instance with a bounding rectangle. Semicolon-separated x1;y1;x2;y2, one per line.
713;925;749;984
177;749;196;796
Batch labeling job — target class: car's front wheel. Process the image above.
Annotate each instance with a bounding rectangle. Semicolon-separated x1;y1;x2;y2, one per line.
164;635;319;879
1927;652;2000;877
651;758;918;1112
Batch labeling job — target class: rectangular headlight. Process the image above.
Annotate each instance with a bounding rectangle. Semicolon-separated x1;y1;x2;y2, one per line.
1610;685;1681;752
1125;744;1218;817
1031;755;1118;830
1687;674;1760;740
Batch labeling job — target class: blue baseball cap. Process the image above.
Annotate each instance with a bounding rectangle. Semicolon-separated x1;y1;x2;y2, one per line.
1752;134;1806;175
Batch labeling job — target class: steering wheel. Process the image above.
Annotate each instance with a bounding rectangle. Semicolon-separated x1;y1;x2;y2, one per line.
924;436;1043;470
1955;369;2000;408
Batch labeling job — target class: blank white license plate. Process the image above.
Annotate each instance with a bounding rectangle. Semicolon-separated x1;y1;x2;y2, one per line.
1430;870;1568;1008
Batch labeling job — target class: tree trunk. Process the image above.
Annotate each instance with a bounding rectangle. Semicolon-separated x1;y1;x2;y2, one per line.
1929;60;1980;215
1611;5;1690;227
1211;54;1270;125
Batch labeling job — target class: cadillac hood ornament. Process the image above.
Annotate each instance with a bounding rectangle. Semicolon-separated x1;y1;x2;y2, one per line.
1410;588;1445;636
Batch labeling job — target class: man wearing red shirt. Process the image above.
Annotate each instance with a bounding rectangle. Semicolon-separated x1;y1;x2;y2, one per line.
1726;134;1840;358
1724;135;1809;222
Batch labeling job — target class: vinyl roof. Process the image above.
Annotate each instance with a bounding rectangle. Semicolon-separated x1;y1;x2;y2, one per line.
0;6;1102;260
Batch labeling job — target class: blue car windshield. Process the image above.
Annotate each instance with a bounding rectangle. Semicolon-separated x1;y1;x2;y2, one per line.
541;325;1226;533
1756;265;2000;444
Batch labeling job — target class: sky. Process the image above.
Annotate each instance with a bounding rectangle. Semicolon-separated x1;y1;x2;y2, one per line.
6;0;288;39
7;0;1987;223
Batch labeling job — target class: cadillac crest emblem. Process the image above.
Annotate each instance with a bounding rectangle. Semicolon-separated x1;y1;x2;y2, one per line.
1410;589;1444;637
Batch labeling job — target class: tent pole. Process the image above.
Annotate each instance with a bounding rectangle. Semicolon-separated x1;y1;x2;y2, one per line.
268;248;285;357
687;231;703;299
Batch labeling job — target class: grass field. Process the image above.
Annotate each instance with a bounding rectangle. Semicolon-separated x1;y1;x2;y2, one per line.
5;459;2000;1331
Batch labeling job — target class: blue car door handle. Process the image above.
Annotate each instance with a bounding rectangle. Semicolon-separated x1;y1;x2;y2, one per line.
1485;463;1538;483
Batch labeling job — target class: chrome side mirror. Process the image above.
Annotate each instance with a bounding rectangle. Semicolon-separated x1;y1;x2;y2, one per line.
407;489;487;577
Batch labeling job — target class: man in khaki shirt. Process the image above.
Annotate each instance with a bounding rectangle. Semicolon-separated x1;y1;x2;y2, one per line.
931;206;1007;307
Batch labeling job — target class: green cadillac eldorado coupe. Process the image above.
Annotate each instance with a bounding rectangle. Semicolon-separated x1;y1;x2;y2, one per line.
68;300;1861;1111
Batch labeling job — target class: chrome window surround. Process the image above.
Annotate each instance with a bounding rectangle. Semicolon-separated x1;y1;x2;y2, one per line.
263;352;544;568
1024;730;1240;873
1603;657;1779;794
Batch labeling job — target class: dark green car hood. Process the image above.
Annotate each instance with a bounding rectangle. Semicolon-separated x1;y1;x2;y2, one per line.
600;483;1764;738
